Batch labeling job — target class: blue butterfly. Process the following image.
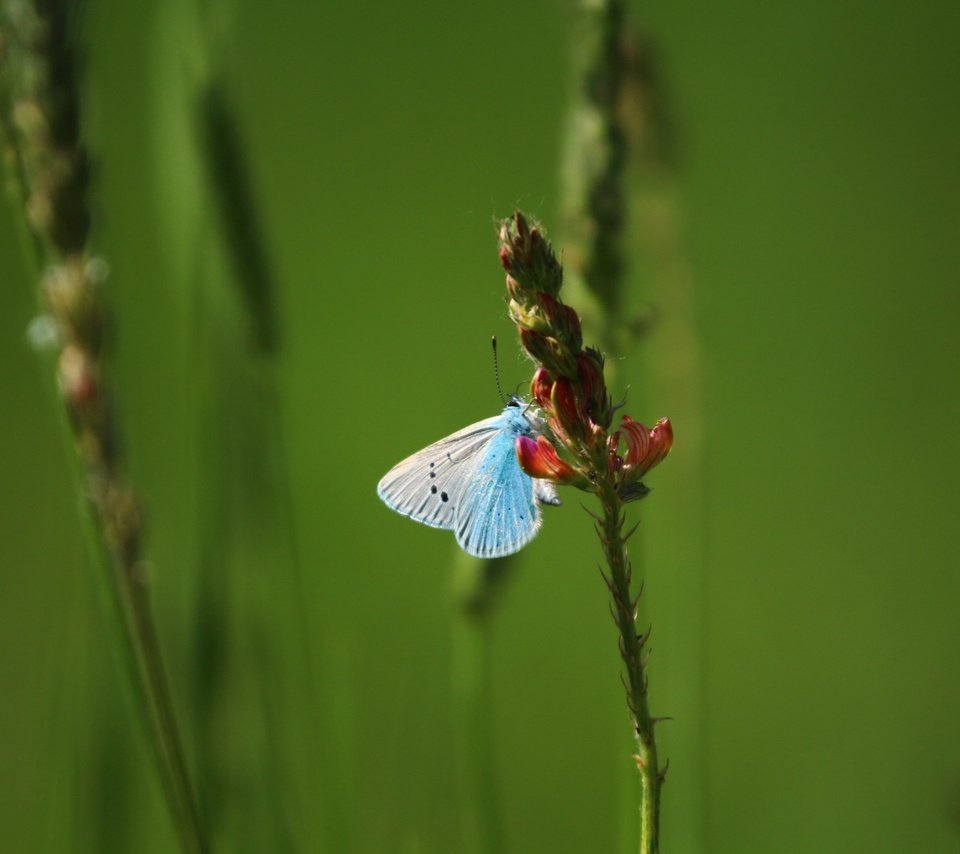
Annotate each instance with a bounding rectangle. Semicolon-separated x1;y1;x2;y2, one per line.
377;396;561;558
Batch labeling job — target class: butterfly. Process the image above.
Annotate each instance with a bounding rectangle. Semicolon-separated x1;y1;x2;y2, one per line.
377;396;561;558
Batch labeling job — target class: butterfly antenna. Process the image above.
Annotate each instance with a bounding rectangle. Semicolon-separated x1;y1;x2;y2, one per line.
491;336;507;403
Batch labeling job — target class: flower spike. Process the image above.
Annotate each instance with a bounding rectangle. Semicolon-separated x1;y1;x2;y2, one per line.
498;210;672;851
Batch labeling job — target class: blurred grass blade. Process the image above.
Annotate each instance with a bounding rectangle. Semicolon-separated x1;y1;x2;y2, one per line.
146;0;334;847
0;2;208;851
561;2;702;850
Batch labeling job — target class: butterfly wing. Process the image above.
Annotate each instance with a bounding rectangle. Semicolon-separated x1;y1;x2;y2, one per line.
454;426;541;558
376;415;503;530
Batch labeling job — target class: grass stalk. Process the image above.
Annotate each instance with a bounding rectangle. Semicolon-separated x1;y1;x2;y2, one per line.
0;4;207;851
562;0;628;356
151;1;327;844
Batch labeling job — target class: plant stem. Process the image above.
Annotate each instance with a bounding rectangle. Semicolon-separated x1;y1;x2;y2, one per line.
595;473;661;854
0;4;208;851
107;541;209;854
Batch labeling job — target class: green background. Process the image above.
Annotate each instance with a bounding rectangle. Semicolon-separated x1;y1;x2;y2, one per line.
2;0;959;851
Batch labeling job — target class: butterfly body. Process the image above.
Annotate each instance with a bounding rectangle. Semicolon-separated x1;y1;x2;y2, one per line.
377;397;560;558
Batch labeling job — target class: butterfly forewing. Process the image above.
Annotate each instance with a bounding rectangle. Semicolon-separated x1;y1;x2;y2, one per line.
376;416;503;530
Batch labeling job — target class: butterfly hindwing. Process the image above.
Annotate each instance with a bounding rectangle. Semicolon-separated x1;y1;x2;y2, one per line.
376;415;503;530
455;421;541;558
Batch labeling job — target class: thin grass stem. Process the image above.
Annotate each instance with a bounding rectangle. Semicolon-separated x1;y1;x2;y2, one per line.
0;4;208;851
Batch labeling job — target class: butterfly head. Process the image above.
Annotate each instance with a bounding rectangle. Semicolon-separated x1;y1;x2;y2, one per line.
502;394;545;435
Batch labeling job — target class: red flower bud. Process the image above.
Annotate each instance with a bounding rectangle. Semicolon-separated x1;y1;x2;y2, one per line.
534;293;582;351
531;367;553;409
563;304;582;350
519;328;551;364
538;292;561;323
576;351;607;423
551;376;586;442
515;211;530;240
516;435;581;484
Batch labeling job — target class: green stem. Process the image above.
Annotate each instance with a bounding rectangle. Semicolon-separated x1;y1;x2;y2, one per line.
20;281;210;854
595;475;661;854
1;4;208;850
8;232;211;854
12;254;210;854
30;272;210;854
114;558;209;854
